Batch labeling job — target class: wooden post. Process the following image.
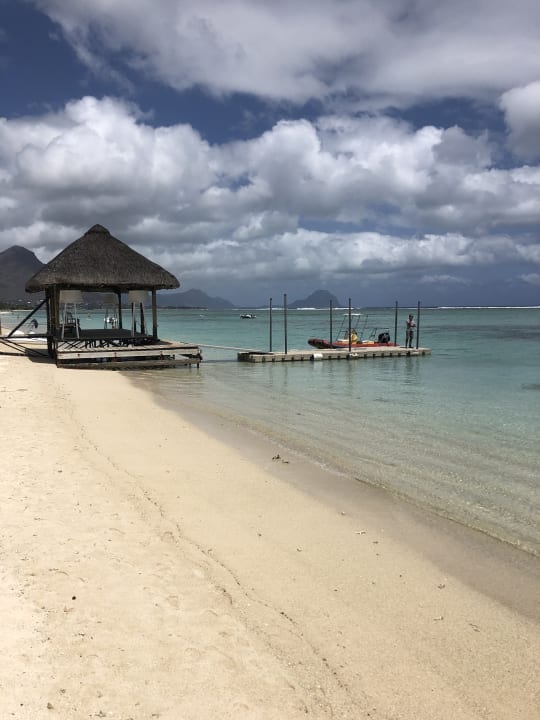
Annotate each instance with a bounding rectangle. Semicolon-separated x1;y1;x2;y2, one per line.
51;288;59;357
348;298;352;351
394;300;398;345
117;291;123;329
140;303;146;335
152;289;158;339
269;297;273;352
329;300;333;343
283;293;288;354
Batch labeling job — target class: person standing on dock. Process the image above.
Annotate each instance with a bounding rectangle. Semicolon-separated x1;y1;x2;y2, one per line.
405;314;416;348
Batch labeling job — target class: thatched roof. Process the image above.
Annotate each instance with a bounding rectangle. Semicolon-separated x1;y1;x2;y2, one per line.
26;224;180;293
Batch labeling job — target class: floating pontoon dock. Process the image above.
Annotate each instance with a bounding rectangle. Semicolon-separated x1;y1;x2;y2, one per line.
238;345;431;362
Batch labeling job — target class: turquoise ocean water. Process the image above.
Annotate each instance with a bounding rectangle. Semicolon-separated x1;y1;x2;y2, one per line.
5;305;539;556
131;306;540;557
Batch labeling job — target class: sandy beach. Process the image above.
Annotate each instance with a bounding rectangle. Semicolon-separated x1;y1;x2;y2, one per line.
1;351;539;719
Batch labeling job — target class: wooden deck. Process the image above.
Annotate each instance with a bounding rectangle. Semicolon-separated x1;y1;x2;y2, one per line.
238;346;431;362
0;334;49;358
55;336;201;368
1;329;201;368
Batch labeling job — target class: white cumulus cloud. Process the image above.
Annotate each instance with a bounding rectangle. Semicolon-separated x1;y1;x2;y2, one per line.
500;81;540;161
32;0;540;108
1;96;540;301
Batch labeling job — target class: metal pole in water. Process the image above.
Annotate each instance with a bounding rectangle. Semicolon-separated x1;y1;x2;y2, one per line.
269;297;273;352
416;300;421;349
394;300;398;345
329;300;333;343
348;298;352;351
284;293;288;354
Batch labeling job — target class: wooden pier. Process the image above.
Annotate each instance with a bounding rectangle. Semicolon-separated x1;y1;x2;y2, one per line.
238;346;431;363
1;331;202;369
55;334;201;369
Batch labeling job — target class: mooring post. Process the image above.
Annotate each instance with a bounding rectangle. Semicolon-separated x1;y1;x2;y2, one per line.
416;300;421;349
283;293;288;354
269;297;273;352
394;300;398;345
329;299;333;343
348;298;352;351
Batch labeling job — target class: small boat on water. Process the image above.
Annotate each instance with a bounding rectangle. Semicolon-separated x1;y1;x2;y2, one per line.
308;313;396;349
240;313;256;319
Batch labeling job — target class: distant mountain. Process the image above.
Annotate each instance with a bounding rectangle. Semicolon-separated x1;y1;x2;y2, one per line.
157;288;234;309
289;289;343;308
0;246;45;303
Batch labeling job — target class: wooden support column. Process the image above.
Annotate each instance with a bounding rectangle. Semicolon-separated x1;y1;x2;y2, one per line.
117;291;123;329
152;289;158;339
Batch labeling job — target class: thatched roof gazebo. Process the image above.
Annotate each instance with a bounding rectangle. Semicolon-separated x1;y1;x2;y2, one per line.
24;224;187;365
26;224;179;294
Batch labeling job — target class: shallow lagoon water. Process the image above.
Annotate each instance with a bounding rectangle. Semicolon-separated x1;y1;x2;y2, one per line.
126;306;540;556
6;305;539;554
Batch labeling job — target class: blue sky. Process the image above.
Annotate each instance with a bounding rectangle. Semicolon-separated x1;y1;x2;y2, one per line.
1;0;540;306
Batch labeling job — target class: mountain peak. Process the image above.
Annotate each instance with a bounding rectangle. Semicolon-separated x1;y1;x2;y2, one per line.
0;245;45;302
289;289;343;308
157;288;234;309
2;245;40;261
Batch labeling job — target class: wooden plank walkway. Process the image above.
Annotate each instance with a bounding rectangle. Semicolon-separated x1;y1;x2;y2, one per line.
56;339;202;369
0;335;49;357
238;346;431;362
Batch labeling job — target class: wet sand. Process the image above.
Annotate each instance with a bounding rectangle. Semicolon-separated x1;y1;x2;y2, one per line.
1;352;538;719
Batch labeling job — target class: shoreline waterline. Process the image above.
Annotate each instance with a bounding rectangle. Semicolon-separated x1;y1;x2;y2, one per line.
127;368;540;621
127;342;540;558
3;304;540;557
3;305;539;557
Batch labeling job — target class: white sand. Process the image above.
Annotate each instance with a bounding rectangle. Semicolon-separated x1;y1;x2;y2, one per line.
1;352;539;719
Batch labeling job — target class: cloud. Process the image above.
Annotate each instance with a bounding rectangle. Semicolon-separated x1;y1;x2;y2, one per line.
516;240;540;264
32;0;540;108
1;95;539;300
518;273;540;286
419;274;471;286
500;81;540;161
1;96;214;230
